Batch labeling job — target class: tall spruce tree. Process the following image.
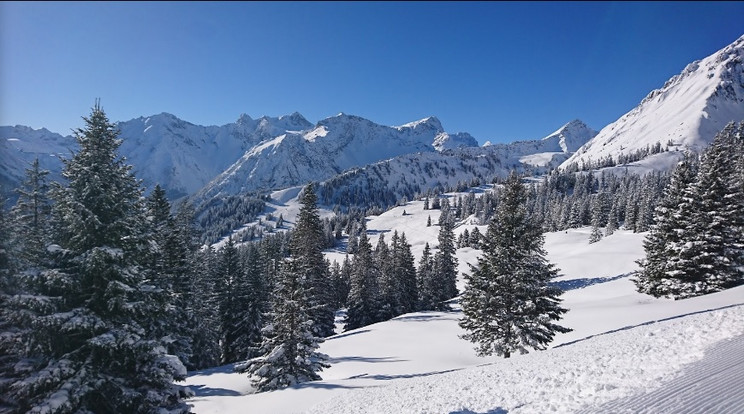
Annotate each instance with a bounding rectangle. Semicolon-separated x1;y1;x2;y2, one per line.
144;184;196;370
216;238;258;364
237;259;329;392
10;158;52;268
634;153;699;297
432;201;458;308
7;102;190;413
394;232;418;315
638;122;744;298
416;242;436;311
290;183;335;337
460;172;571;358
344;226;381;330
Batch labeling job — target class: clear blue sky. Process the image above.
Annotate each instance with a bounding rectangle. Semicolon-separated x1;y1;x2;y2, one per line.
2;2;743;145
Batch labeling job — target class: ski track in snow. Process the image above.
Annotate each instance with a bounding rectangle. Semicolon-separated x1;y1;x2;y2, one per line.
580;333;744;414
304;305;744;414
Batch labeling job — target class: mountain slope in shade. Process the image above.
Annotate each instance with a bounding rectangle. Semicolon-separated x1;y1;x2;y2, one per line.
561;34;744;170
192;114;479;202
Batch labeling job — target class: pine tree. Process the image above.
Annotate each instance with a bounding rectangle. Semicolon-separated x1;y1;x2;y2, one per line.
344;227;380;330
237;259;329;392
216;238;259;364
460;172;571;358
144;184;196;369
375;233;396;320
416;242;436;311
634;153;699;297
290;183;335;337
7;102;190;413
394;233;418;314
433;200;458;307
10;158;51;268
649;123;744;298
0;194;22;412
189;246;221;370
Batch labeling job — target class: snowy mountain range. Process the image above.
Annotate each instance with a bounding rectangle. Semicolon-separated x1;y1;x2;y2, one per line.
561;34;744;169
3;34;744;210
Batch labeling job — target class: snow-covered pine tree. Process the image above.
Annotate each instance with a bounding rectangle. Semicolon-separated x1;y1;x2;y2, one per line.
375;233;396;320
7;102;190;413
290;183;335;338
416;242;436;311
460;172;571;358
394;232;418;315
216;237;259;364
144;184;197;370
662;122;744;297
0;193;22;412
189;245;221;369
433;199;458;307
344;225;381;330
10;158;52;268
236;258;329;392
634;153;699;297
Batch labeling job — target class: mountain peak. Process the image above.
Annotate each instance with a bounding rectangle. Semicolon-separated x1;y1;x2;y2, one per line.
542;120;597;153
237;113;254;124
561;34;744;170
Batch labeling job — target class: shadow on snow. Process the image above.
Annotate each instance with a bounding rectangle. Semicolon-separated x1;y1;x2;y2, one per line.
550;273;632;291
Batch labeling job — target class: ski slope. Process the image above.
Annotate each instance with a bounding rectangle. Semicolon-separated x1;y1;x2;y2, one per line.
184;196;744;413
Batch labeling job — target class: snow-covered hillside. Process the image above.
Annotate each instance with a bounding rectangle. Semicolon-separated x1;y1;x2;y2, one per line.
0;125;76;196
116;112;313;198
313;121;596;210
183;194;744;413
562;34;744;169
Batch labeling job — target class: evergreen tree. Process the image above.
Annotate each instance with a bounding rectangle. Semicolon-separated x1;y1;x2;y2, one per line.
460;172;571;358
433;200;458;307
290;183;335;337
237;259;329;392
394;233;418;314
189;246;221;369
0;194;22;412
643;123;744;298
634;154;699;297
344;227;380;330
216;238;259;364
144;184;197;369
375;233;396;320
10;158;51;268
7;102;190;413
416;243;436;310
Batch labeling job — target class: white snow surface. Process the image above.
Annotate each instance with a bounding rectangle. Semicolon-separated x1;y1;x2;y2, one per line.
562;34;744;170
184;193;744;414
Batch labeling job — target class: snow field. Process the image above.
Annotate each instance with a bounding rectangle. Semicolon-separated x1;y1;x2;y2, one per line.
305;301;744;414
185;194;744;414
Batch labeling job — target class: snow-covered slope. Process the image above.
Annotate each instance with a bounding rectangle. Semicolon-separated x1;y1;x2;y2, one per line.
0;126;76;198
2;113;482;202
562;34;744;169
116;112;313;198
314;123;595;209
183;192;744;413
0;113;314;200
192;114;478;202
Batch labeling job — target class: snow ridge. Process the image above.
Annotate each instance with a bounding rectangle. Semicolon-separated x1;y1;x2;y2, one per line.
561;34;744;170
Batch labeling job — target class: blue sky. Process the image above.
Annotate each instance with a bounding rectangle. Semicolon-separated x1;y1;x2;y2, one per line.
1;2;742;145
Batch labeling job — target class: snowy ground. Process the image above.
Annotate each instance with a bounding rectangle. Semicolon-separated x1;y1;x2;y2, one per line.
185;196;744;413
